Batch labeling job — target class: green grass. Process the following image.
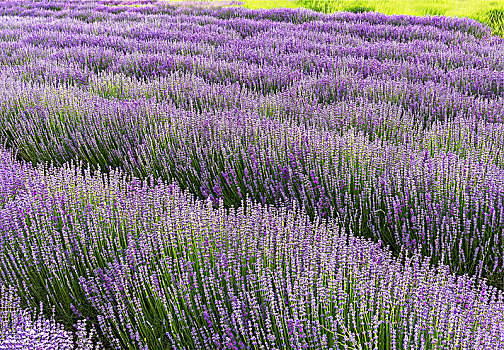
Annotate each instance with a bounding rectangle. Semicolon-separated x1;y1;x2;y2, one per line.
298;0;504;36
166;0;504;37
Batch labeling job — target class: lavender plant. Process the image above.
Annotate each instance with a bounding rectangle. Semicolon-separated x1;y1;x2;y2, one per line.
0;285;102;350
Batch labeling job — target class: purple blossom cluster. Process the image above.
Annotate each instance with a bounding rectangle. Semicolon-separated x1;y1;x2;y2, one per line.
0;149;503;349
0;0;503;348
0;285;102;349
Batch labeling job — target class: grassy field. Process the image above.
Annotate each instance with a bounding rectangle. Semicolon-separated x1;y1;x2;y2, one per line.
169;0;504;36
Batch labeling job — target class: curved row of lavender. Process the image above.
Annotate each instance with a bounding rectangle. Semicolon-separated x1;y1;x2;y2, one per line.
0;148;503;349
0;0;502;289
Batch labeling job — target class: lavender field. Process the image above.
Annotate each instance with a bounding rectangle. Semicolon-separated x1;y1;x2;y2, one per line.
0;0;503;349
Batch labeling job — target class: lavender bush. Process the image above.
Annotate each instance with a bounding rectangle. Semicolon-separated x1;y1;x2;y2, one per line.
0;285;102;350
0;0;503;348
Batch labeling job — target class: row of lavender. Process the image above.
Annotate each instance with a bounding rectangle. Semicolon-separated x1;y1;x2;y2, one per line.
0;0;503;348
0;1;503;288
0;148;503;349
1;9;503;99
2;75;504;290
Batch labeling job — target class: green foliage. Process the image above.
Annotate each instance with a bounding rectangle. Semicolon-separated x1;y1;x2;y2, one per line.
485;7;504;36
